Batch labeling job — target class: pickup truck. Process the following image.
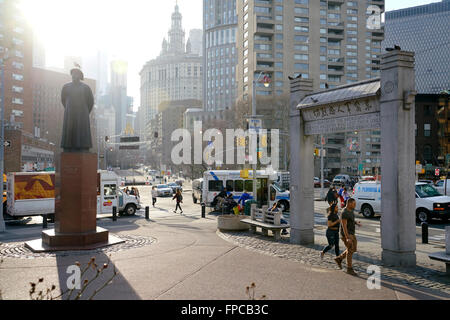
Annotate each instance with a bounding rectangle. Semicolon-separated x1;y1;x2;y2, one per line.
4;171;141;221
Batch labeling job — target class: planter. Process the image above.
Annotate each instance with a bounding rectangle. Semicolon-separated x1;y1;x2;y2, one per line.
217;215;250;231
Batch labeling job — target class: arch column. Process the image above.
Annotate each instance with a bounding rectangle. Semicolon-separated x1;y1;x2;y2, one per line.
380;50;417;267
289;79;315;245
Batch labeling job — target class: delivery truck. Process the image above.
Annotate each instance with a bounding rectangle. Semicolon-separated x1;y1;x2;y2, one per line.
4;171;141;220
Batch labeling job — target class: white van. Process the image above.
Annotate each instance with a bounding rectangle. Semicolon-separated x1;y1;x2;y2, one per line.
202;170;291;211
353;181;450;222
435;179;450;196
333;174;351;186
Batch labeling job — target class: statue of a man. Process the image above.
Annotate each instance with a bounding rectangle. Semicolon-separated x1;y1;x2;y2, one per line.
60;68;94;152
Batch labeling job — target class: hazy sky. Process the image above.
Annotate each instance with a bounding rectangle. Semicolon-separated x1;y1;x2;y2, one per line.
19;0;441;111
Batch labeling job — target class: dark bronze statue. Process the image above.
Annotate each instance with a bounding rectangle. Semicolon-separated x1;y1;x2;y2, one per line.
60;68;94;152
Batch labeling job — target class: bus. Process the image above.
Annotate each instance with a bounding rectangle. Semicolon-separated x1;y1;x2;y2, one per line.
202;170;290;211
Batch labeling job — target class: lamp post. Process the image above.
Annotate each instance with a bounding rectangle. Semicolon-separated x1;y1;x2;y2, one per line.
251;72;271;205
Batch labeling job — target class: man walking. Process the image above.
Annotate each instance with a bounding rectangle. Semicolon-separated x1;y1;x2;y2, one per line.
334;198;362;275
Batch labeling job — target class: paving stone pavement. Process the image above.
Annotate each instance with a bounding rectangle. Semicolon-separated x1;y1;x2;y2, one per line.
0;234;157;259
217;230;450;296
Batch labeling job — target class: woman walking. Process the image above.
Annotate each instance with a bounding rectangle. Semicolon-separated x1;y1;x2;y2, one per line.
173;189;183;214
151;186;158;207
321;203;341;259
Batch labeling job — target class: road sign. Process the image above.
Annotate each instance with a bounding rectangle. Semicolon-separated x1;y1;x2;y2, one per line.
248;119;262;132
358;164;364;171
4;140;11;147
416;164;423;173
435;168;440;176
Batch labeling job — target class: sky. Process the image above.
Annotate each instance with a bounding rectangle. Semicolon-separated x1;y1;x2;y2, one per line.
18;0;441;112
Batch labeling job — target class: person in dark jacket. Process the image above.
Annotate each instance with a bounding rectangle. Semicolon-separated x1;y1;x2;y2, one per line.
326;187;338;205
173;189;183;214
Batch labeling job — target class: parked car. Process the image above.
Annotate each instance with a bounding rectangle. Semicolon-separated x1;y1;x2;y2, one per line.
156;184;173;197
353;181;450;222
167;182;183;194
314;177;331;188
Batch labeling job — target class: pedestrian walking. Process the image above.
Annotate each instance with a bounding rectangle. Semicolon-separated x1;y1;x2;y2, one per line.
342;188;350;207
334;198;362;276
321;203;341;259
338;185;345;208
151;186;158;207
326;187;338;205
173;189;183;214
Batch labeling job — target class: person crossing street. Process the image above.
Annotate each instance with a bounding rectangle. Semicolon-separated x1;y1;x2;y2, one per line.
173;189;183;214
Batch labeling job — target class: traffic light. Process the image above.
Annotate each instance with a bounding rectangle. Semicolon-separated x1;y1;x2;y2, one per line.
314;149;319;157
105;136;109;143
238;137;246;147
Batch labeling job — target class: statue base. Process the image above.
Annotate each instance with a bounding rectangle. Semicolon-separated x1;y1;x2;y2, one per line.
25;152;122;252
25;228;124;253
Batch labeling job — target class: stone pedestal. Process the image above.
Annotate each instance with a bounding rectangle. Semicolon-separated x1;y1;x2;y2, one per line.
26;153;122;252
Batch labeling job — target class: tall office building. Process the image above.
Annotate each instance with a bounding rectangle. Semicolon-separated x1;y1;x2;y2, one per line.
140;4;203;132
111;59;129;137
203;0;238;112
188;29;203;56
384;0;450;94
236;0;385;176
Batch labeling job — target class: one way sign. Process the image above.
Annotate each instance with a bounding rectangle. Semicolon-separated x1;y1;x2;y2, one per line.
4;141;11;147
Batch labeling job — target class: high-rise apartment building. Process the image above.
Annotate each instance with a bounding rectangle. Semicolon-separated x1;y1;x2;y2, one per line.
203;0;238;112
384;0;450;94
237;0;384;102
235;0;385;176
0;0;34;134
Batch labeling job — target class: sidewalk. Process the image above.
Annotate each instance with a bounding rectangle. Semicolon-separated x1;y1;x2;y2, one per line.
0;208;449;300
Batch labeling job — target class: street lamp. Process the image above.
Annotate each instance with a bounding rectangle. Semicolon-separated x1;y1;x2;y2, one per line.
251;72;271;205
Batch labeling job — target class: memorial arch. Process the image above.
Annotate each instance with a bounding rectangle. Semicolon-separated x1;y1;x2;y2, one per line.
289;50;417;267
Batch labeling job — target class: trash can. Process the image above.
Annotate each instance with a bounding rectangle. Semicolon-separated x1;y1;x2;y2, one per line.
244;200;257;216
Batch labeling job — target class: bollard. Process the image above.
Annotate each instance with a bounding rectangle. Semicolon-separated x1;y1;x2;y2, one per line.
201;203;206;218
42;215;48;229
422;222;428;244
113;206;117;222
145;206;150;220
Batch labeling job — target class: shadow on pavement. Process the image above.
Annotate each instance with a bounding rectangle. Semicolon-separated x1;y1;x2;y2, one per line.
56;252;141;300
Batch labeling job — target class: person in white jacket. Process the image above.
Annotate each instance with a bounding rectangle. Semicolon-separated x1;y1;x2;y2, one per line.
151;186;158;207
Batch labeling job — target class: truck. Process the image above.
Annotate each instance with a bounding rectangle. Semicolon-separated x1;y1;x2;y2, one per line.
4;171;141;220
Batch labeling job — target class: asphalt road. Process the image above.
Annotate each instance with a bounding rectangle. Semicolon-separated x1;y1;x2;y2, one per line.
2;184;448;247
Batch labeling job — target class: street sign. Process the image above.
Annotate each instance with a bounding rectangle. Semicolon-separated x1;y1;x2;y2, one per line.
416;164;423;173
358;164;364;171
4;140;11;147
435;168;440;176
99;154;105;159
248;119;262;132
